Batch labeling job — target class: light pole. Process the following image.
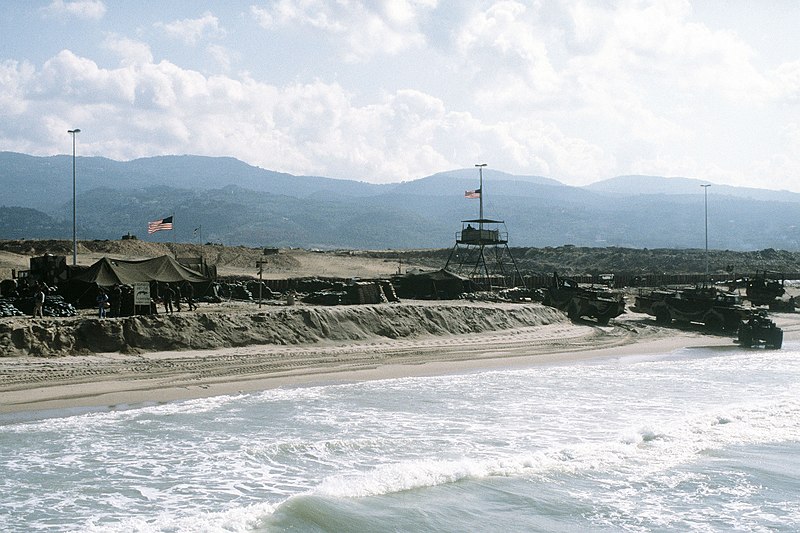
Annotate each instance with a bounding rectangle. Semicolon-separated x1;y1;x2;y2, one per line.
68;129;81;266
701;184;711;285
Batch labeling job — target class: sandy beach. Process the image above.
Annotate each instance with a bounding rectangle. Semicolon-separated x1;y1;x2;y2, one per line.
5;299;788;415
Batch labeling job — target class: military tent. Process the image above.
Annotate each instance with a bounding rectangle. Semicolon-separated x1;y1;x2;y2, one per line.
72;255;209;286
394;269;471;300
62;255;212;311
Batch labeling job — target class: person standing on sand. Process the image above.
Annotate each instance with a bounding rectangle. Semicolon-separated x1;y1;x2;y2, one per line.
162;283;174;313
32;284;45;318
96;288;109;318
109;283;123;317
173;283;182;312
183;281;196;311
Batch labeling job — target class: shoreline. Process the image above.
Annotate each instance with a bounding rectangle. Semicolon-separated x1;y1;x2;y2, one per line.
0;305;747;415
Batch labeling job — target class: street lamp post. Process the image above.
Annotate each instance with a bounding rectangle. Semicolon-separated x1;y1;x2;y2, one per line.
701;184;711;285
68;129;81;266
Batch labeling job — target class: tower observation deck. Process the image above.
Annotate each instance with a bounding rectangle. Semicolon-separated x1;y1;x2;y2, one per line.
443;164;524;290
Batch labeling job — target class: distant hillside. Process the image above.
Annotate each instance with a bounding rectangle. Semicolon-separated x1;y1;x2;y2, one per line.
587;175;800;204
2;152;798;251
0;207;65;239
0;151;390;212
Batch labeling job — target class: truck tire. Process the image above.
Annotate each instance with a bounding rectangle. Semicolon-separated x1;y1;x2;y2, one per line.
654;306;670;325
737;323;753;347
724;315;741;332
567;300;580;320
767;328;783;349
705;312;724;332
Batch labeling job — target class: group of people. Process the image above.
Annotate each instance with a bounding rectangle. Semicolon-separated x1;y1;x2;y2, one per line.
95;283;123;318
95;281;197;317
95;281;197;318
159;281;196;314
25;280;198;319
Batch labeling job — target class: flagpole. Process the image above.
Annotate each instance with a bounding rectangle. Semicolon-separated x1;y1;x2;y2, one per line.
475;163;486;231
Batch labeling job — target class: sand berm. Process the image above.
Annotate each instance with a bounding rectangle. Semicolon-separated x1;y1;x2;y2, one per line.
1;301;570;357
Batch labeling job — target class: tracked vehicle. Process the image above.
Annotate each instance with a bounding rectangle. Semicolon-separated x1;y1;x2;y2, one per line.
634;286;749;332
543;272;625;325
733;271;786;306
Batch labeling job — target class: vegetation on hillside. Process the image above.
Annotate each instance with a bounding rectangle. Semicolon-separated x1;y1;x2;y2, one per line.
4;152;800;251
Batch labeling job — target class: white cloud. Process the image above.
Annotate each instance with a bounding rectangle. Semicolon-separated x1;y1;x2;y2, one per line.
0;46;619;184
250;0;433;61
155;12;224;46
457;0;773;114
772;60;800;103
742;122;800;191
445;0;800;187
250;5;274;28
35;50;136;104
102;35;154;67
251;0;344;31
4;1;800;192
42;0;106;20
784;122;800;149
207;44;234;72
0;60;35;116
342;9;426;62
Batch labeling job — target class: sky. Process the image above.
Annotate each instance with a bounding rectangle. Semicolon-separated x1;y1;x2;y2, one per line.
1;0;799;191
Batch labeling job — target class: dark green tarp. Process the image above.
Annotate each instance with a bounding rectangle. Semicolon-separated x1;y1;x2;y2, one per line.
394;269;471;299
72;255;209;286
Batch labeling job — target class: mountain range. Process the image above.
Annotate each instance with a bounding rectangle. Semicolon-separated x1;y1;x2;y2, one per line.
2;151;799;251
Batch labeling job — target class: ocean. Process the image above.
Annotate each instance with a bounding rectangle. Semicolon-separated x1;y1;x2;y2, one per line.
1;343;799;532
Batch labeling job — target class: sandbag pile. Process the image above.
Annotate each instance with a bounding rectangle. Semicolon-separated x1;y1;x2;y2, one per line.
346;282;387;304
215;282;253;301
0;298;24;317
303;290;347;305
302;281;398;306
246;281;275;299
2;295;77;317
43;295;77;317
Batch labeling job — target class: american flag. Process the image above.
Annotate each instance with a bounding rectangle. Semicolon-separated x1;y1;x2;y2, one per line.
464;189;481;199
148;216;173;234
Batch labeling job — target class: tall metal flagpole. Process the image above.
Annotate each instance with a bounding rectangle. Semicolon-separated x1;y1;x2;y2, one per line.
475;163;486;230
68;128;81;266
701;184;711;285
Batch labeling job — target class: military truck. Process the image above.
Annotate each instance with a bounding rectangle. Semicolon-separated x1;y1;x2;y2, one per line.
740;271;786;306
737;311;783;349
543;272;626;325
634;286;749;332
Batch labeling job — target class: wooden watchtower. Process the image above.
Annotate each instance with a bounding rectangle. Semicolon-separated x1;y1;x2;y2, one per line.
444;164;524;290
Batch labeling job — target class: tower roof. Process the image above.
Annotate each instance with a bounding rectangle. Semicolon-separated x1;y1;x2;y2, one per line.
461;218;504;224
